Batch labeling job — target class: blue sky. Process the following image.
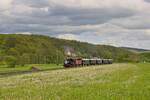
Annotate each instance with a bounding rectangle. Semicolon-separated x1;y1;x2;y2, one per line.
0;0;150;49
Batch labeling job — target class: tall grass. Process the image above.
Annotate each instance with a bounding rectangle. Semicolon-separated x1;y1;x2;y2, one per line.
0;63;150;100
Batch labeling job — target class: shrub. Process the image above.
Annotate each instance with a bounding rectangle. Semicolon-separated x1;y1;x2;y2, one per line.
5;56;17;68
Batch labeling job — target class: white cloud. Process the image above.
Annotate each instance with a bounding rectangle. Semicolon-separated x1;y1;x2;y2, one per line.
40;7;49;12
0;0;12;11
15;32;32;35
110;14;150;29
48;0;149;10
145;29;150;36
58;33;77;40
0;0;150;49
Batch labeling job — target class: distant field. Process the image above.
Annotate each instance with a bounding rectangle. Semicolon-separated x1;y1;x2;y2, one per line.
0;63;150;100
0;64;63;76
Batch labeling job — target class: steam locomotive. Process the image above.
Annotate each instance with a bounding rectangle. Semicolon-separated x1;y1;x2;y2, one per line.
64;58;113;68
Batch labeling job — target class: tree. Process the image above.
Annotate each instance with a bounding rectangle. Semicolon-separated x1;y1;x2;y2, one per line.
5;56;17;68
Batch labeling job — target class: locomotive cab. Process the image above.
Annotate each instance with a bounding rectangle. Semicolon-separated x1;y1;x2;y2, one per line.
64;58;82;68
64;58;74;68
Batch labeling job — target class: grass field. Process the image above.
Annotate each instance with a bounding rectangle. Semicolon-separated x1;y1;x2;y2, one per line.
0;64;63;76
0;63;150;100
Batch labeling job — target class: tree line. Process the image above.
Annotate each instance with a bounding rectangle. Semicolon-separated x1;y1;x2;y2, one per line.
0;34;144;67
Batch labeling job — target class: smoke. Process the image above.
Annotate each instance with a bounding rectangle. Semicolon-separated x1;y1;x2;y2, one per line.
64;46;76;57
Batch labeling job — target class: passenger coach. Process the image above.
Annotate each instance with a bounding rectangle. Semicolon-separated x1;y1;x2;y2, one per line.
64;58;113;68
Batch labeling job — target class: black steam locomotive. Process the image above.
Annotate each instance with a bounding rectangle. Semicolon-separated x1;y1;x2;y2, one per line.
64;58;113;68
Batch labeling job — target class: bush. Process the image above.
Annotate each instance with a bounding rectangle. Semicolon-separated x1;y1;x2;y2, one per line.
5;56;17;68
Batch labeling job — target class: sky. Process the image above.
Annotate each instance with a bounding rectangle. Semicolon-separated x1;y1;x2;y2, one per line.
0;0;150;49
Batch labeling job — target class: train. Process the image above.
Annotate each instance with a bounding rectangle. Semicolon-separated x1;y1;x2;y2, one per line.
64;58;113;68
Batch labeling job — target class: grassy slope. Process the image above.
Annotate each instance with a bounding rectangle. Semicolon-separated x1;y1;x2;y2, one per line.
0;63;150;100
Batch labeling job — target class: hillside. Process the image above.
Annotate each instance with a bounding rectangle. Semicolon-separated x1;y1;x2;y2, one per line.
121;47;150;53
121;47;150;63
140;52;150;62
0;34;140;66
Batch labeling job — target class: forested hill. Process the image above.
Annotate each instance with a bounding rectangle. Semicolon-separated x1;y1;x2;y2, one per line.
0;34;140;66
121;47;150;53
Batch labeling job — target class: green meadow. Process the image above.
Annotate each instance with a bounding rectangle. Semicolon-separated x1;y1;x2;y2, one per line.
0;64;63;76
0;63;150;100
